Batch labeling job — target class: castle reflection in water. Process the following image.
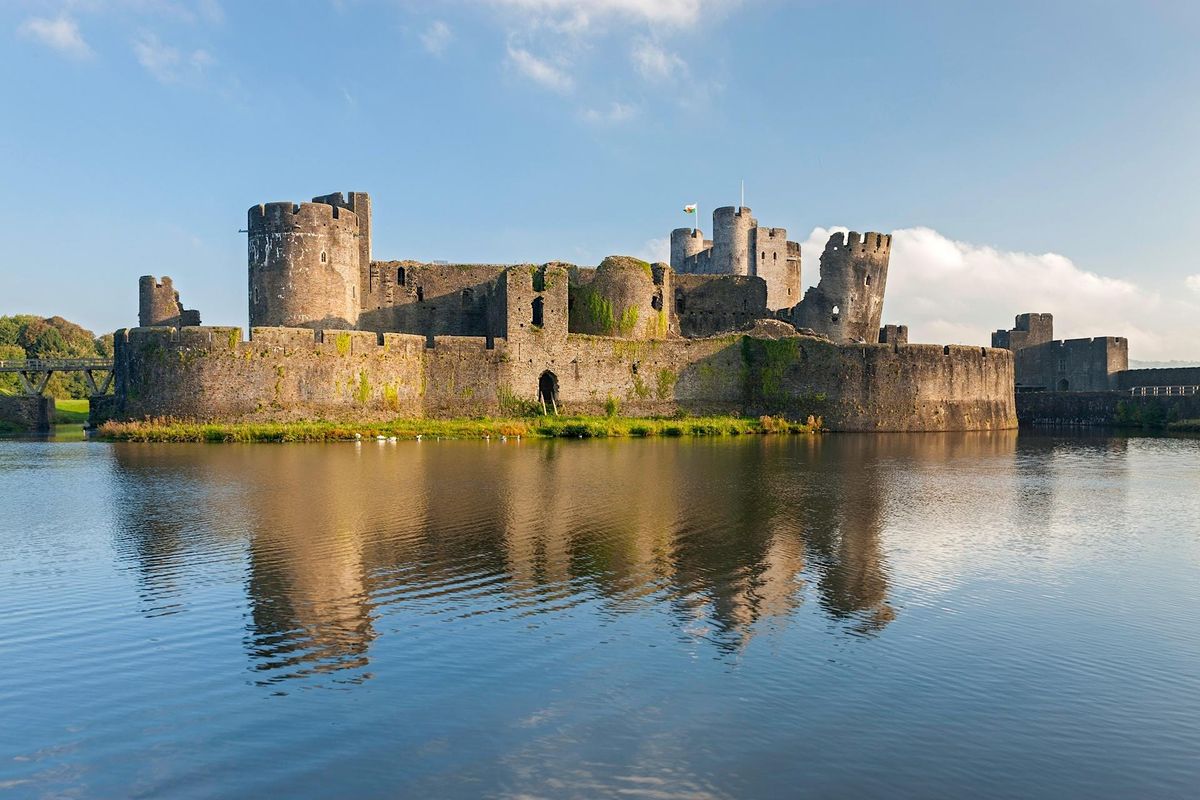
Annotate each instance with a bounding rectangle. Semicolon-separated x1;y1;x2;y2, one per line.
109;433;1024;684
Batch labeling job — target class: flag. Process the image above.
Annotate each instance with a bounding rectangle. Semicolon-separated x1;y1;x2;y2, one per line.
684;204;697;214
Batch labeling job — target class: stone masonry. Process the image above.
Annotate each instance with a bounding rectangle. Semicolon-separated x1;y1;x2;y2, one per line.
101;191;1017;432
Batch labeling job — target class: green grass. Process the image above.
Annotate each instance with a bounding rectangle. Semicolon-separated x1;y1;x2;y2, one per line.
96;414;823;443
1166;419;1200;432
54;398;90;424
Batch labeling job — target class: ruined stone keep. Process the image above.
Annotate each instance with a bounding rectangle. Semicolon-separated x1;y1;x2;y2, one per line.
101;191;1018;431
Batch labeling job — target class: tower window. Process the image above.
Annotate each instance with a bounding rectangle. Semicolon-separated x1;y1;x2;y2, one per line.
417;287;424;302
865;274;872;286
832;304;840;323
532;296;544;327
320;251;328;263
397;267;406;286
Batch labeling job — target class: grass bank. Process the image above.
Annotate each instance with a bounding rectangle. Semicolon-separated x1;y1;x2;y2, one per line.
97;414;822;443
1166;419;1200;432
55;398;89;424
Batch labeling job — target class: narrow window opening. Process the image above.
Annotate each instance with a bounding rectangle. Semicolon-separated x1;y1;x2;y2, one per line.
320;250;328;263
417;286;424;302
865;274;872;286
831;304;840;323
651;294;662;311
532;296;544;327
675;290;685;312
397;267;406;286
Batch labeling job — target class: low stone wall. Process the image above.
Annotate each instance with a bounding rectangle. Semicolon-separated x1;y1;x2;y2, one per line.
1016;390;1200;426
102;325;1018;432
1116;367;1200;389
0;396;55;432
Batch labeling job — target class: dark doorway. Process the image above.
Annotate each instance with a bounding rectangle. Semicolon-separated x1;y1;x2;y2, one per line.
538;370;559;415
1057;378;1070;391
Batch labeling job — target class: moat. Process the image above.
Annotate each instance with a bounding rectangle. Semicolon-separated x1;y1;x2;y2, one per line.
2;432;1198;798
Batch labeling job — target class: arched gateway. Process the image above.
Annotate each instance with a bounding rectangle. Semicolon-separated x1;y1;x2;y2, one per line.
537;370;559;415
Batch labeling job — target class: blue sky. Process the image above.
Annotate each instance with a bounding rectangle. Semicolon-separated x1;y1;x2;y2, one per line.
3;0;1199;359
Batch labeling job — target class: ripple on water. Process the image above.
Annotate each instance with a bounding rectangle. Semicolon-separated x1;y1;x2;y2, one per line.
1;433;1199;798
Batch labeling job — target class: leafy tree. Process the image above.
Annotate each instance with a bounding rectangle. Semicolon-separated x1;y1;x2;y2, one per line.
0;315;113;398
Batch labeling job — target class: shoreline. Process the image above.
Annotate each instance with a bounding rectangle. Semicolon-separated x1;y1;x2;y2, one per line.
95;414;823;443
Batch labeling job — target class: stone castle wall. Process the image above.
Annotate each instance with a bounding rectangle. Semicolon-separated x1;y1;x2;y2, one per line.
1116;367;1200;389
672;274;766;337
103;324;1017;431
1011;337;1128;391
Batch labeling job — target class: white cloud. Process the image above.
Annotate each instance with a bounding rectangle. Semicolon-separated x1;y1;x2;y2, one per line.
18;15;92;59
797;226;1200;362
421;20;453;55
506;45;573;92
632;39;686;82
1186;274;1200;294
636;236;670;264
487;0;717;28
579;100;637;124
196;0;225;25
133;32;213;83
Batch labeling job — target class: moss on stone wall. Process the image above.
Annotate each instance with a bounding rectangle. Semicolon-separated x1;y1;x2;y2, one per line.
336;332;352;357
656;368;677;400
355;371;370;405
618;306;639;337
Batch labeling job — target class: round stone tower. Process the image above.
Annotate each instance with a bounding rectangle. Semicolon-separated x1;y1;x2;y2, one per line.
712;206;754;275
139;275;180;327
247;200;363;329
570;256;665;340
670;227;706;270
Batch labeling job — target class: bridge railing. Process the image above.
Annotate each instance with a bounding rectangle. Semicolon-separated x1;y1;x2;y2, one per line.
1128;385;1200;397
0;358;114;372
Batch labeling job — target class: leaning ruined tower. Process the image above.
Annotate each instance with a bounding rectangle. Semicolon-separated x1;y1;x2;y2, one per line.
247;192;371;330
790;231;891;343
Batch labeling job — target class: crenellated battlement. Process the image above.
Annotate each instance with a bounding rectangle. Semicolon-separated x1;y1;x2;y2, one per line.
826;231;891;256
247;200;360;231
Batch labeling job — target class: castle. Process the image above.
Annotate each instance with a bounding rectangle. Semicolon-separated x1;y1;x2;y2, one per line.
102;191;1017;431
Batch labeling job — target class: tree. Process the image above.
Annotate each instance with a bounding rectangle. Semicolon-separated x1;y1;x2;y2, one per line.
0;315;113;398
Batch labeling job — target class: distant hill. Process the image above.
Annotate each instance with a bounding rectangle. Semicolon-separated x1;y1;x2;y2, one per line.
0;315;114;399
1129;359;1200;370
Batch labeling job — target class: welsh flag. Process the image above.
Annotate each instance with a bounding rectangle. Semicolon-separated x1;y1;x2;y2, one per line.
684;204;697;214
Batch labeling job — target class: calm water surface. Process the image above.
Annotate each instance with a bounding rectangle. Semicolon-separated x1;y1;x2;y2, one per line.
1;431;1198;798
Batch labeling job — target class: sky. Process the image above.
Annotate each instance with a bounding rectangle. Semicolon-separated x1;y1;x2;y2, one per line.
3;0;1199;361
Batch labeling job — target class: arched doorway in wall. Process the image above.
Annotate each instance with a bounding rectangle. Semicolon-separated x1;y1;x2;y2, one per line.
1057;378;1070;391
538;370;559;415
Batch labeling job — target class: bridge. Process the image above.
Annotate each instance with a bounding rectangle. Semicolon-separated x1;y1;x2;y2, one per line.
0;359;115;396
1128;385;1200;397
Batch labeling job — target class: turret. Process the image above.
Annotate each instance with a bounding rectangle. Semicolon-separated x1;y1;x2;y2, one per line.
247;192;369;329
670;227;706;270
139;275;200;328
789;231;891;343
711;206;755;276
